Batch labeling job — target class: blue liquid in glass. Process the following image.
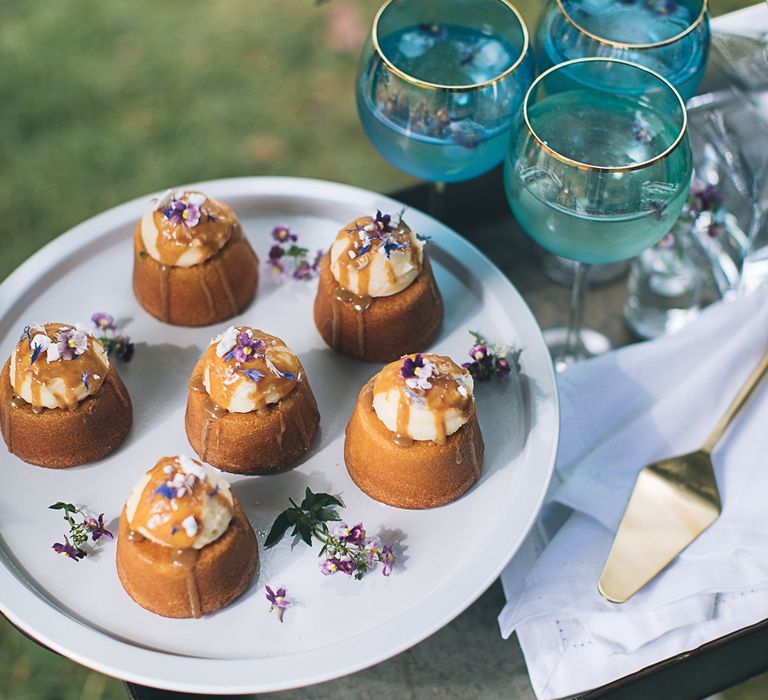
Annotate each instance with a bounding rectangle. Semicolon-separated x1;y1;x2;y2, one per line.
506;91;691;264
537;0;709;101
358;24;533;182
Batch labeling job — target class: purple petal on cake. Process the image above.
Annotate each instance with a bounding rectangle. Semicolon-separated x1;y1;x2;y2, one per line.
183;203;201;227
30;341;46;365
154;482;176;500
208;485;220;498
90;312;116;332
238;368;265;383
401;354;422;379
383;237;407;258
373;210;393;234
57;328;88;361
82;370;90;391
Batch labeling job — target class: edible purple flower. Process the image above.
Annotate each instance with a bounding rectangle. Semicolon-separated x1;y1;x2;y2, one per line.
84;513;113;542
57;328;88;361
372;210;394;235
464;331;516;383
162;199;201;227
345;523;366;547
320;558;341;576
293;260;314;281
268;257;286;274
688;182;722;215
232;332;264;363
90;312;115;332
238;368;265;383
52;536;87;562
495;357;511;380
115;336;134;362
401;354;434;391
271;225;297;243
337;558;356;576
265;585;291;623
381;545;394;576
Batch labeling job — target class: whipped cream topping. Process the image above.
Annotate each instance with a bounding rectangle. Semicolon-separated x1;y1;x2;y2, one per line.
125;455;234;550
200;326;300;413
372;353;473;443
140;189;237;267
330;213;425;298
10;322;110;409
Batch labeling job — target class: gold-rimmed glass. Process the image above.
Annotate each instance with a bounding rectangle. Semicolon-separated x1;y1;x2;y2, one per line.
536;0;710;102
504;58;692;369
356;0;534;184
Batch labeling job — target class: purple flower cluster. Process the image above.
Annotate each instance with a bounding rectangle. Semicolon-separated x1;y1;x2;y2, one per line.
319;522;395;580
57;327;89;361
50;502;113;563
232;331;264;363
90;313;134;362
267;225;323;280
265;585;291;623
462;331;515;382
345;210;411;269
401;353;434;391
162;199;201;227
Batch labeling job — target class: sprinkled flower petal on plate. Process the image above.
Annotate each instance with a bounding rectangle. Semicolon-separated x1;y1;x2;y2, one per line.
265;585;292;623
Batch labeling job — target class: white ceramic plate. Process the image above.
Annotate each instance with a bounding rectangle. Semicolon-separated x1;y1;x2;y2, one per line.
0;177;558;694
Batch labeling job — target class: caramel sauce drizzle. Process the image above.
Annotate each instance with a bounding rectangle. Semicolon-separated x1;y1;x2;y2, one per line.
130;458;218;549
201;329;299;413
152;195;235;267
373;354;472;447
12;323;108;410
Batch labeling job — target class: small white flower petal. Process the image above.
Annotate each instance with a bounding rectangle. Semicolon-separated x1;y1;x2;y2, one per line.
153;189;175;211
186;192;206;207
215;326;239;357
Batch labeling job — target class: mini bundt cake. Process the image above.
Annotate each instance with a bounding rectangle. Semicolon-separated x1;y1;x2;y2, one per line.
133;189;259;326
345;353;483;509
0;322;132;467
116;454;258;618
313;211;443;362
185;326;320;474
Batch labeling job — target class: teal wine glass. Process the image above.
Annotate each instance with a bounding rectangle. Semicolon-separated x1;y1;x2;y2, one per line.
356;0;534;184
535;0;710;102
504;58;692;369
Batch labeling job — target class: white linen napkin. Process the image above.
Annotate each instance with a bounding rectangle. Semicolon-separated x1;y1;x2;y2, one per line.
499;286;768;700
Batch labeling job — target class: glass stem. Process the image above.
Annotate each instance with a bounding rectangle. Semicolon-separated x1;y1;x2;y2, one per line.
564;262;591;362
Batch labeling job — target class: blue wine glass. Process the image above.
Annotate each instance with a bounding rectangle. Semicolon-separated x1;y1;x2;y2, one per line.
535;0;710;102
504;58;692;369
356;0;534;184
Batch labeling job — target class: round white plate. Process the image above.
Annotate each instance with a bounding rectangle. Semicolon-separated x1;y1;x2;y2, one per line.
0;177;558;694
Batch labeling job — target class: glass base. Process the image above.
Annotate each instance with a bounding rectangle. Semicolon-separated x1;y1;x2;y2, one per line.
542;327;612;373
542;253;630;288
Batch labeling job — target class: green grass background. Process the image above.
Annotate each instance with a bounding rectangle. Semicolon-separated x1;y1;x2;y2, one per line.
1;1;764;698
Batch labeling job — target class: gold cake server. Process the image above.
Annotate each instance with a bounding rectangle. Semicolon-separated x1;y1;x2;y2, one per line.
598;348;768;604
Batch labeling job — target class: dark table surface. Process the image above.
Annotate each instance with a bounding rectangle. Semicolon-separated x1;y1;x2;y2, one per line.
117;172;768;700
